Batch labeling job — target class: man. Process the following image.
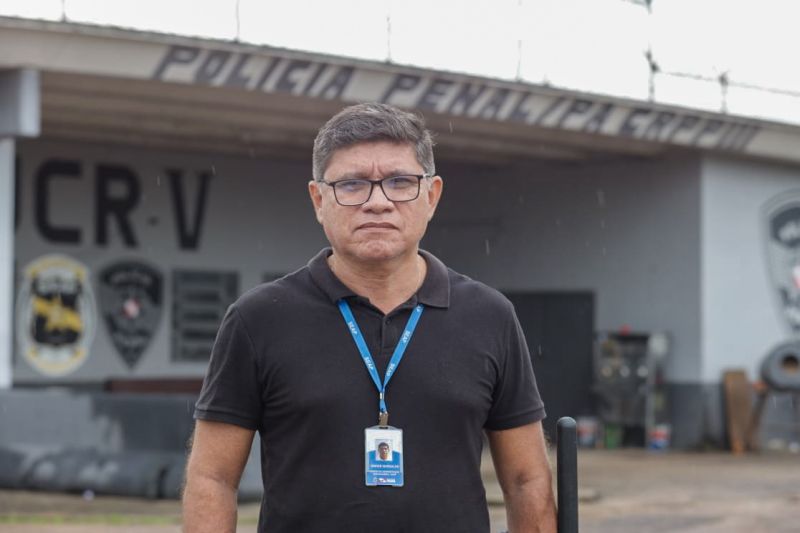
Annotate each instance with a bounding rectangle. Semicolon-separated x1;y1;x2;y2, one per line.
377;442;392;461
183;103;556;532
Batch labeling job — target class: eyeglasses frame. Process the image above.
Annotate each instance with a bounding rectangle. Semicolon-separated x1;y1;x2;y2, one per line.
320;174;431;206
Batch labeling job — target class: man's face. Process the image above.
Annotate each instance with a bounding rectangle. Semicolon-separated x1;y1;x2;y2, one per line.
309;141;443;265
378;443;390;460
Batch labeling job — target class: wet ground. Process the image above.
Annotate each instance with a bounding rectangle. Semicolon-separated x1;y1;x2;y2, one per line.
1;448;799;532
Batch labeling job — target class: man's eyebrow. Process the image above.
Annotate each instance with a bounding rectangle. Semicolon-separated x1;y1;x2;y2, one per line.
332;171;369;181
333;169;420;181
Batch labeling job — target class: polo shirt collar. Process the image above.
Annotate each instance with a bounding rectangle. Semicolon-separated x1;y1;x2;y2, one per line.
308;247;450;309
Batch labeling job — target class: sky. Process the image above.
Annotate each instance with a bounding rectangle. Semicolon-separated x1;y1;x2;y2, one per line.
2;0;799;126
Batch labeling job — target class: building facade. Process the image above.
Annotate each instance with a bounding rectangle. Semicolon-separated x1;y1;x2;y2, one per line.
2;16;800;460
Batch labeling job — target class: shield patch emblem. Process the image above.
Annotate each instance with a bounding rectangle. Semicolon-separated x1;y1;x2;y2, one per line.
764;192;800;333
98;261;163;368
16;255;96;377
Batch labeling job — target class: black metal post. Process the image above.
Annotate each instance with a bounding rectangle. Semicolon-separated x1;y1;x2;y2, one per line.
557;416;578;533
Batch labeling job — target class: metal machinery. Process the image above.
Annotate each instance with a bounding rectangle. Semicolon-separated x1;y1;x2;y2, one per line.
593;331;669;447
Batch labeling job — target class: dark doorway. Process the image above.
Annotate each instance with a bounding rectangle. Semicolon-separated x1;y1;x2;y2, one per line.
503;292;595;442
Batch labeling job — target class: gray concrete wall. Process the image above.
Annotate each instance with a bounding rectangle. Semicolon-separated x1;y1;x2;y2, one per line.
0;389;195;451
0;389;262;499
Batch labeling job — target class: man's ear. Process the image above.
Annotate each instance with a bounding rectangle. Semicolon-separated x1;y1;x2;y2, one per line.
426;175;443;220
308;180;324;224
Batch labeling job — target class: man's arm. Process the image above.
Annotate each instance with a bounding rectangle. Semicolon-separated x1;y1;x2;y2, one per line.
183;419;255;533
487;421;557;533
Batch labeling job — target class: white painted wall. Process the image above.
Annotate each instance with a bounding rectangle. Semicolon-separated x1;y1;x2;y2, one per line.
14;138;704;386
14;139;327;382
426;155;703;382
701;155;800;382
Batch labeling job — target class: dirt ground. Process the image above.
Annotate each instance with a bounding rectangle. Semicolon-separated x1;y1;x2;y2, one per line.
1;448;799;532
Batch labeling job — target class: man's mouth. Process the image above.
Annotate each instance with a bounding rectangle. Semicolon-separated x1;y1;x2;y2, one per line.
357;222;397;230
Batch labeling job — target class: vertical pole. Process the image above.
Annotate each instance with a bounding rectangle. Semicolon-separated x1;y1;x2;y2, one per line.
234;0;241;42
557;416;578;533
385;0;393;62
0;138;14;389
0;70;39;389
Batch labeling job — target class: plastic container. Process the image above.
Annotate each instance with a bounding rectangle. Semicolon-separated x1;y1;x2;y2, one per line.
648;424;672;450
576;417;599;448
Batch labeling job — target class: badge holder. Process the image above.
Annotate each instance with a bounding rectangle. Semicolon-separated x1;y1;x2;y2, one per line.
365;422;404;487
338;300;422;489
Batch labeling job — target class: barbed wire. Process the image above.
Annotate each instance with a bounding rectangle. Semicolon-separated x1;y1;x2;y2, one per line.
622;0;800;113
660;69;800;99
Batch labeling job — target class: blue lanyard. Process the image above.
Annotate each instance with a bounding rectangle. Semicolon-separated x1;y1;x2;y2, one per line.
337;299;424;423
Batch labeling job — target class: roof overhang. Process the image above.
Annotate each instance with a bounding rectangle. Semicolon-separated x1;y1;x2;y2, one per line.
2;16;799;165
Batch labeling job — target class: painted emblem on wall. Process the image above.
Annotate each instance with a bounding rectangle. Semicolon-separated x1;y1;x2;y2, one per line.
98;261;163;369
16;255;96;376
764;192;800;333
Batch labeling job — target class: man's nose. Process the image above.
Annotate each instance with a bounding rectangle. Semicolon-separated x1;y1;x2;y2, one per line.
363;182;394;209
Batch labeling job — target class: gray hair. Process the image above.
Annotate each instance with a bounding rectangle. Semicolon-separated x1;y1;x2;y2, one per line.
312;102;436;182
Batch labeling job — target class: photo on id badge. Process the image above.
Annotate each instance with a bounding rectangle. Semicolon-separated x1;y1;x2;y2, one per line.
365;427;403;486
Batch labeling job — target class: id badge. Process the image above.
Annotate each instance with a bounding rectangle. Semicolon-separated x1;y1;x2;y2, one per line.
365;426;404;486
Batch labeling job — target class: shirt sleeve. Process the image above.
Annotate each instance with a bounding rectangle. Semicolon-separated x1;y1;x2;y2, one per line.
194;305;263;430
484;303;546;431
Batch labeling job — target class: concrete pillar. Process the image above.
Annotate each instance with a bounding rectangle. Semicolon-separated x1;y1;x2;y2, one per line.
0;70;40;138
0;69;40;388
0;139;12;388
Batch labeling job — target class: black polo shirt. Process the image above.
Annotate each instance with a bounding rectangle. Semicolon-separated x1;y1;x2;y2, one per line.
195;248;545;533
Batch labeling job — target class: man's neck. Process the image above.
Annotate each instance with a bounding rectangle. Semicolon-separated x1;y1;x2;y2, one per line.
328;250;426;315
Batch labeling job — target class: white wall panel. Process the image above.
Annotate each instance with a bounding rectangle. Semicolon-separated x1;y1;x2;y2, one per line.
701;156;800;382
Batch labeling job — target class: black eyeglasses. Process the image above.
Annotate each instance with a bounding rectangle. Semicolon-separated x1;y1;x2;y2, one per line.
321;174;429;206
